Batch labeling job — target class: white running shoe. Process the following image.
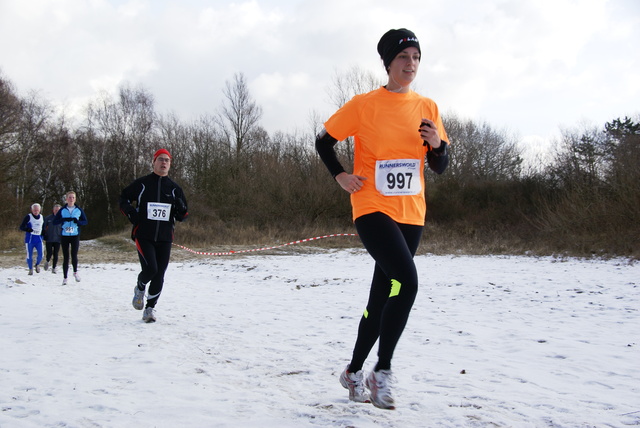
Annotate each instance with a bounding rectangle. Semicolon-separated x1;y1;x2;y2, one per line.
28;269;33;276
365;370;395;410
52;268;57;274
132;284;145;310
44;261;49;271
35;265;40;273
142;307;156;323
339;365;370;403
73;272;81;282
62;278;68;285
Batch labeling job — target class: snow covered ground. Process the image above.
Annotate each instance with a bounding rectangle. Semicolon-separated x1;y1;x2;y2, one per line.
1;248;639;427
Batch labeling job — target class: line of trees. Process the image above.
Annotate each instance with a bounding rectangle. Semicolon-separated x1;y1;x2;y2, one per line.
1;68;638;256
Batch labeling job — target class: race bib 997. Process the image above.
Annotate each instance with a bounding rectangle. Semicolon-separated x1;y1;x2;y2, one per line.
375;159;422;196
147;202;171;221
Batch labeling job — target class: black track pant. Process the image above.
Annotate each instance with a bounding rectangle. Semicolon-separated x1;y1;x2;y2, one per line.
46;241;60;268
135;239;172;308
349;212;423;373
61;235;80;278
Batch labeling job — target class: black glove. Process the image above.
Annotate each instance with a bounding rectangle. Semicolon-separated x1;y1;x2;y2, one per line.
127;211;139;225
26;228;33;233
176;198;187;213
66;217;78;223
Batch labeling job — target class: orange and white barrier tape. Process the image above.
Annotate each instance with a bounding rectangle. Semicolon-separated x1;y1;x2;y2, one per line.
172;233;358;256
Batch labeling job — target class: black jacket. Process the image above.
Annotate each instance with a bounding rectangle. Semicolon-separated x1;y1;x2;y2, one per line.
43;214;62;243
119;173;189;242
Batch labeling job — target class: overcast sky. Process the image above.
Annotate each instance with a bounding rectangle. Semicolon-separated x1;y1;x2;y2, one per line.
1;0;638;151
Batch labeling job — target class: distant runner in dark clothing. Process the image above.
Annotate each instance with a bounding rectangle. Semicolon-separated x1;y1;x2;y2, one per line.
43;203;62;274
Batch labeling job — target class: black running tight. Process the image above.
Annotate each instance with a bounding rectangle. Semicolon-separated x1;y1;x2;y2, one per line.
349;212;423;373
46;241;60;269
135;238;172;308
61;235;80;279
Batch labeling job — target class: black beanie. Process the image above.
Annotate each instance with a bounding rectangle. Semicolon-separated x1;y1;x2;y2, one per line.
377;28;421;70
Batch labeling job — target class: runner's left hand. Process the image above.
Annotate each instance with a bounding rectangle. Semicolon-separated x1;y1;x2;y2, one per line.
419;118;441;148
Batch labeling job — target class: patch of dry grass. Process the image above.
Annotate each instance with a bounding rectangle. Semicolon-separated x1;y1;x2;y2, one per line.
0;228;363;269
1;222;636;270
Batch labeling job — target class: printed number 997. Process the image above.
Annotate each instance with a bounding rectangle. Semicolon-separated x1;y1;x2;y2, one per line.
387;172;413;190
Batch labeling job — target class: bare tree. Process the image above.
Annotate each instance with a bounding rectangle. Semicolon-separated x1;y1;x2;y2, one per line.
11;92;54;207
83;83;157;227
327;65;383;109
602;117;639;227
0;74;23;218
156;112;193;184
324;66;384;166
0;73;21;153
218;72;263;159
39;114;73;207
443;113;523;183
603;116;640;191
548;122;607;191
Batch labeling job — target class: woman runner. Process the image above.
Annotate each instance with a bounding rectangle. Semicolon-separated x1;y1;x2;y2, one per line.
53;191;88;285
315;28;450;409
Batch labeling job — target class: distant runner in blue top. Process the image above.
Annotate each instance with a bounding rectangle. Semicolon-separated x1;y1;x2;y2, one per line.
19;203;45;275
53;191;88;285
